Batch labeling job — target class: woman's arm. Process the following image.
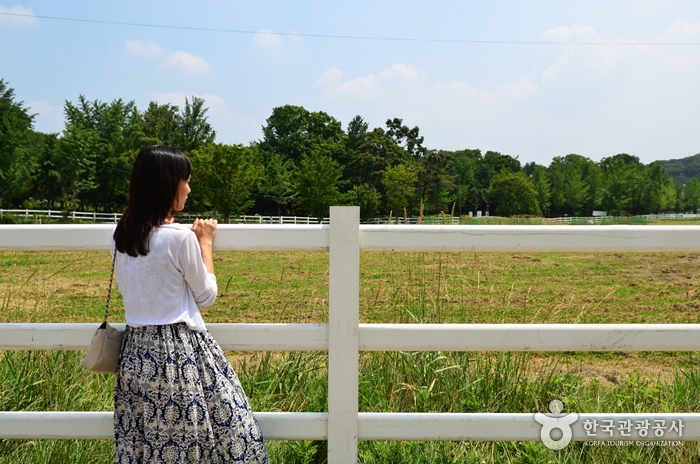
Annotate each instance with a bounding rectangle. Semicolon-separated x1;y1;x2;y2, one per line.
191;218;218;274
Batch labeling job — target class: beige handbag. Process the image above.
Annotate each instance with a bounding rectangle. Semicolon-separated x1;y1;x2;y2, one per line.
81;249;124;374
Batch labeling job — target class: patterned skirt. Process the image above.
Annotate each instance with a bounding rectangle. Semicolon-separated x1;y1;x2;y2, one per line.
114;323;269;464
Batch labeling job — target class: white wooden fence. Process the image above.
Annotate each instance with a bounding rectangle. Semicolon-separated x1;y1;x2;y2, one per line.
0;209;122;223
5;208;700;226
2;208;700;462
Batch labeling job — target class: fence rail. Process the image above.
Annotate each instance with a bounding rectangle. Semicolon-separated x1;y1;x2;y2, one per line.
2;411;697;442
5;323;700;352
2;211;700;462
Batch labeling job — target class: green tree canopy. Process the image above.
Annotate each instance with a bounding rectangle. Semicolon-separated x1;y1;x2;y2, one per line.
343;183;381;219
190;143;263;222
259;105;346;165
142;102;183;148
342;128;408;192
529;165;551;216
179;97;216;152
60;96;143;211
382;163;419;215
294;149;343;221
599;154;646;215
0;79;35;208
385;118;426;159
489;172;541;217
259;152;297;215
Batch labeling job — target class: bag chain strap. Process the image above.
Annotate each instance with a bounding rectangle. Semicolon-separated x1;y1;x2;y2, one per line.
104;248;117;322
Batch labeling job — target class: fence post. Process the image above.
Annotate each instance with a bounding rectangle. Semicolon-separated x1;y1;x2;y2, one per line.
328;206;360;463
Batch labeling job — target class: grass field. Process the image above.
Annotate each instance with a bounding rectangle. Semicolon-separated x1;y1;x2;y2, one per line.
2;248;700;462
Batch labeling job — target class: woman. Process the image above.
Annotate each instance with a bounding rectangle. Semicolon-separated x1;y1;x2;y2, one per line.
112;145;269;463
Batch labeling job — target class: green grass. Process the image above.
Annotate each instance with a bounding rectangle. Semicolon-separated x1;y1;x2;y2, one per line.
0;351;114;463
2;249;700;462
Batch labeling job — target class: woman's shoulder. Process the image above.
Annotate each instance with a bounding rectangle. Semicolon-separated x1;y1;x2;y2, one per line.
155;223;196;242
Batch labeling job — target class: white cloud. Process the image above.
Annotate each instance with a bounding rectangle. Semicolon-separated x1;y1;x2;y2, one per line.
314;63;425;98
163;50;212;76
537;25;638;83
497;77;538;100
253;29;285;50
661;18;700;41
125;40;211;76
252;29;302;55
314;63;533;104
311;63;543;157
0;4;37;27
27;100;64;134
124;40;164;59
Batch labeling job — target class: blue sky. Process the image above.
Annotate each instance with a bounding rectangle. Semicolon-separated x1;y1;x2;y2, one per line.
1;1;699;166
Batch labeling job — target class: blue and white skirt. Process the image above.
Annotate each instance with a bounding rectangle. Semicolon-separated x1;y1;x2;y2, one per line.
114;323;269;463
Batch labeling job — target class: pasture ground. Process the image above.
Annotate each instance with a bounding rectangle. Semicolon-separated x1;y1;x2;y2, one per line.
2;249;700;462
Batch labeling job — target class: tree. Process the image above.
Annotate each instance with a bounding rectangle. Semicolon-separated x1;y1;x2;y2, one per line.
60;96;143;211
57;122;101;210
482;151;521;181
294;149;343;221
259;105;345;165
382;163;419;214
141;97;215;153
346;115;368;151
0;79;35;208
642;162;671;213
449;149;481;215
459;150;521;214
685;178;700;213
416;149;451;212
548;163;566;216
142;102;184;148
30;132;62;209
489;172;541;217
343;127;409;192
661;179;679;212
343;184;381;219
563;170;590;216
530;165;551;216
190;143;263;222
178;97;216;152
385;118;426;159
547;154;600;216
260;153;297;215
599;154;646;215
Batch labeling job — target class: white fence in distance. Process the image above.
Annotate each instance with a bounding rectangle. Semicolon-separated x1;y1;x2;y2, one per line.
0;209;329;225
2;213;700;463
5;208;700;226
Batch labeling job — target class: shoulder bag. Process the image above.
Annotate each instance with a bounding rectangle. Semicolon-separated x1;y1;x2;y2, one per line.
80;249;124;374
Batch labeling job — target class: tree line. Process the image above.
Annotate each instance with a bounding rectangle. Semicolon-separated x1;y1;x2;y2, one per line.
2;78;699;221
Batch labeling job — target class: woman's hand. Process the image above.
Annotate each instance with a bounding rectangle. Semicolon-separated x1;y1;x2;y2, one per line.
192;218;217;273
192;218;218;246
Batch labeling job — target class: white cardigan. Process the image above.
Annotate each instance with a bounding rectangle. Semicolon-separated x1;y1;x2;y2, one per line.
111;223;217;332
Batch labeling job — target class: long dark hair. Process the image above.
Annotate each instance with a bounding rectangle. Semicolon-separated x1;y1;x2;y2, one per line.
114;145;192;256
